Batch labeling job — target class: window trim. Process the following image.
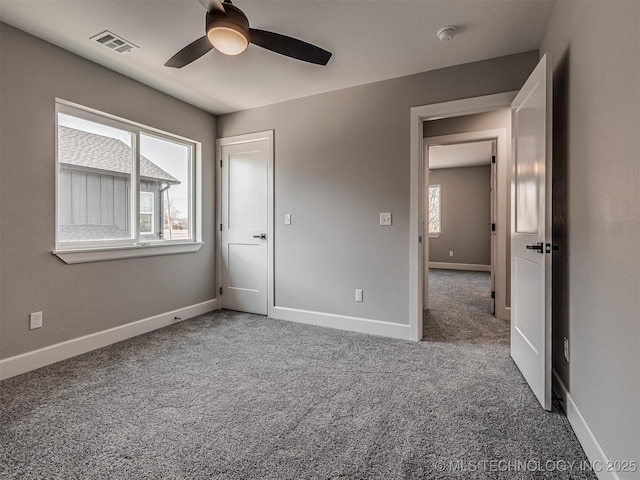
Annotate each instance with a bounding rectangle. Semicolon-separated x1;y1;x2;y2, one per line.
54;242;203;264
54;99;202;263
428;184;441;238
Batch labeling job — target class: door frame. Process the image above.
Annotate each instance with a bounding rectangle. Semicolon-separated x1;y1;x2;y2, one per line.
216;130;275;315
424;128;509;321
409;92;516;341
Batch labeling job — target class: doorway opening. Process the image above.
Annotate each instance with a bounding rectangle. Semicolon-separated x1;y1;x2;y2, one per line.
408;92;517;342
425;138;496;309
423;126;508;344
423;136;500;344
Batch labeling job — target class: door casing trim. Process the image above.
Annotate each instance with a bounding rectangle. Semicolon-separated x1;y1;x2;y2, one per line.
409;92;517;341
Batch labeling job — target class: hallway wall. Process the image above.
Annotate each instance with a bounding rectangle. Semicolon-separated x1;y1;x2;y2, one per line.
428;165;491;266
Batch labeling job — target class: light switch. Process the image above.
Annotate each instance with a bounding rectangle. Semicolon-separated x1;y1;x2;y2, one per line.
285;213;291;225
379;213;392;226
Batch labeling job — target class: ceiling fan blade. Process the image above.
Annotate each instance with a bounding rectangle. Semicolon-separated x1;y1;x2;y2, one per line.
198;0;225;14
249;29;332;66
165;36;213;68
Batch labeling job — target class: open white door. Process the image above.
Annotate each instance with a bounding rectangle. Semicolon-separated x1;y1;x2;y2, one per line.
510;54;552;410
220;137;270;315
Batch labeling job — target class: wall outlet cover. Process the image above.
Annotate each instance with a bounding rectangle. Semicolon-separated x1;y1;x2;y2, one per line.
379;213;392;226
30;311;43;330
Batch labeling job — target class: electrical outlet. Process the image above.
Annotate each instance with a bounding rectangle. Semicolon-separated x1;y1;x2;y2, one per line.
285;213;291;225
449;250;454;257
355;289;363;302
30;311;43;330
563;337;569;362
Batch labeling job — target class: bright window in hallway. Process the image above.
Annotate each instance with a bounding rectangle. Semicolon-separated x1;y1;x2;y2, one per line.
428;184;441;236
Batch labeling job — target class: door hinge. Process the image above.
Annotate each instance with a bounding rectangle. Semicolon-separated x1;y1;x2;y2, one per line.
492;155;496;164
220;159;222;168
219;287;222;295
419;235;422;243
491;291;495;299
491;223;496;232
220;223;222;231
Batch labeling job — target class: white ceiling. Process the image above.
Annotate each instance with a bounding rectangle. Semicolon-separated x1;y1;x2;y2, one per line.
429;141;493;169
0;0;555;115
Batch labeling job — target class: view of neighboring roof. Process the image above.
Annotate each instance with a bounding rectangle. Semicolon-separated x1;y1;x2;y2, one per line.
58;125;179;184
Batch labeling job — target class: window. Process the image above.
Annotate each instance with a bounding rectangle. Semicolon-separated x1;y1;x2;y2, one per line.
139;192;155;235
428;184;441;236
55;100;202;263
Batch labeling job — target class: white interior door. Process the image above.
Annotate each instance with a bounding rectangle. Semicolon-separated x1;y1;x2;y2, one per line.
510;54;552;410
220;139;269;315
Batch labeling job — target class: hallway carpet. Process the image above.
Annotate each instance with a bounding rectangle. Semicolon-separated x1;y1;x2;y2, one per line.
424;269;510;346
1;305;594;478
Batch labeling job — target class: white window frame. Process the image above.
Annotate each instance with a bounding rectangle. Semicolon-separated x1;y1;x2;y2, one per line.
54;99;202;264
428;184;441;237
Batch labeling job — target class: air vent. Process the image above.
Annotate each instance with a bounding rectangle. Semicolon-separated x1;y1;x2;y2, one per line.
90;30;138;53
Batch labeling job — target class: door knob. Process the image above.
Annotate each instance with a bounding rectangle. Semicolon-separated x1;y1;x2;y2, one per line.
526;242;544;253
253;234;267;240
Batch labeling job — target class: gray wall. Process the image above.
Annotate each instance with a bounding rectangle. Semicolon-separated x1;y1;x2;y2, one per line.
541;1;639;475
218;51;538;324
424;108;511;138
428;166;491;265
0;24;217;360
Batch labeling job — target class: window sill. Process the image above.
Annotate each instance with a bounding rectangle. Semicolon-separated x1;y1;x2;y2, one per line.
429;234;441;238
54;242;203;264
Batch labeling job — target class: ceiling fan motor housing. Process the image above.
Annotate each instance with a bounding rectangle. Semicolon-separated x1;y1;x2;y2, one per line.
206;4;249;38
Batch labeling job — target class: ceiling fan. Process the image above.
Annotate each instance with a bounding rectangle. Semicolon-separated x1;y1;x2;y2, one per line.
165;0;332;68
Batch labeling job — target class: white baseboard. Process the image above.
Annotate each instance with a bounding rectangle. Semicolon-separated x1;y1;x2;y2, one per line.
429;262;491;272
553;369;620;480
271;306;411;340
0;298;220;381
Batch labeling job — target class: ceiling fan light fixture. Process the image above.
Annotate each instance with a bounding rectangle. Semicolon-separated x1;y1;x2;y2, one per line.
205;5;250;56
207;26;248;55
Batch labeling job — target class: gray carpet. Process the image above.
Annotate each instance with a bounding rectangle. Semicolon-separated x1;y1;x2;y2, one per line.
424;269;510;346
1;303;594;478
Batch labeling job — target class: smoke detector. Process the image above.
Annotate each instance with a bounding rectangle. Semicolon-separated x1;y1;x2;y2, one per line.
437;26;456;42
